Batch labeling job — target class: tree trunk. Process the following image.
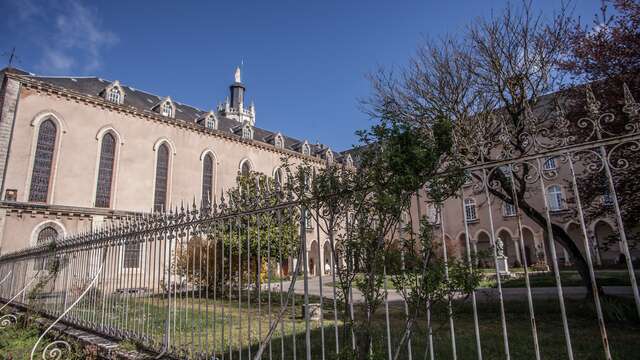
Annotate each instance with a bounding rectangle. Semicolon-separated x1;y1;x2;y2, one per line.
518;198;602;297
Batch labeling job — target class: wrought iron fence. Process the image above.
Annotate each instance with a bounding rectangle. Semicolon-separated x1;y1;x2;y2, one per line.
0;85;639;360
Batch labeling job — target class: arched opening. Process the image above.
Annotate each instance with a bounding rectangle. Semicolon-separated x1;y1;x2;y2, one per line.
240;159;252;177
594;221;619;265
521;227;537;266
497;229;518;266
323;242;332;275
566;222;587;260
476;231;492;268
308;240;320;276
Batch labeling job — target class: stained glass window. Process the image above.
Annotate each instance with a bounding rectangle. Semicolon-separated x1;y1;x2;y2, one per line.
202;153;214;207
29;119;57;202
95;133;116;208
154;144;169;212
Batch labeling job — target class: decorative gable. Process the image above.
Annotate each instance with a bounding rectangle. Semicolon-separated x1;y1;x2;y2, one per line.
101;80;125;105
197;111;218;130
152;97;175;118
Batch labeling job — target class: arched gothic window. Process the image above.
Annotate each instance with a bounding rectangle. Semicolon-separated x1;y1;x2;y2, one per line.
302;143;311;156
240;160;252;177
547;185;565;211
162;102;173;117
154;144;170;212
202;153;214;206
29;119;57;202
464;198;477;221
95;133;116;208
107;88;121;104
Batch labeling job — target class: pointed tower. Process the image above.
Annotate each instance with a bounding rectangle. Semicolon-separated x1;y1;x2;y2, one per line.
217;66;255;125
230;66;245;111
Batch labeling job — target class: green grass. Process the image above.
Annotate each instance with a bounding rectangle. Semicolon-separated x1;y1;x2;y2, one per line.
12;289;640;359
478;270;637;288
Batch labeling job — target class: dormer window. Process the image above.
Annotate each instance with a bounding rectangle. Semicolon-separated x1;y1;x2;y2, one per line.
162;102;173;117
107;88;121;104
198;111;218;130
345;154;354;168
242;124;253;140
325;149;334;164
102;80;124;105
274;133;284;149
302;142;311;156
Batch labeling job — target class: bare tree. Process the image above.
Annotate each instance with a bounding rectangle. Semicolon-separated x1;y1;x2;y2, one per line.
365;2;607;294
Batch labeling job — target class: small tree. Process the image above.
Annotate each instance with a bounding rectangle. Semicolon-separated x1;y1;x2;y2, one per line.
174;171;299;292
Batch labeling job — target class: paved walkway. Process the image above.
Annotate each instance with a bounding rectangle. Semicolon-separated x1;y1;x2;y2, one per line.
272;276;635;303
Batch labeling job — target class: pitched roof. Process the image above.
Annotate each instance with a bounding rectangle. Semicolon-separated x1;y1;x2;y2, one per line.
3;69;340;159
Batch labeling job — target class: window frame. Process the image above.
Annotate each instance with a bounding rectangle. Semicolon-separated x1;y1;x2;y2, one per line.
153;143;171;212
123;242;142;269
202;153;214;206
94;132;117;208
547;185;565;211
28;118;58;203
464;198;478;222
161;101;173;117
543;157;557;170
503;201;517;217
107;87;122;104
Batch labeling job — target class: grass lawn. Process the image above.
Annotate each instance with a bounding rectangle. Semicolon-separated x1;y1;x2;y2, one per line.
478;269;638;288
46;287;640;359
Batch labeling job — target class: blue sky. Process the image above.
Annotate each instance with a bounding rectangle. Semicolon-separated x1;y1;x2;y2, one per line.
1;0;604;151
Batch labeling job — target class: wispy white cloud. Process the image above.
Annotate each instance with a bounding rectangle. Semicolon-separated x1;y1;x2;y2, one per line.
8;0;118;74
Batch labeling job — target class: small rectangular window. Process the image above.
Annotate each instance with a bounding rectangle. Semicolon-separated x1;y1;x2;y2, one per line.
123;243;141;269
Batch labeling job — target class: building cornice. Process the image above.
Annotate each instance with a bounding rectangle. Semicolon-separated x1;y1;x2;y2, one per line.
7;73;324;165
0;201;140;219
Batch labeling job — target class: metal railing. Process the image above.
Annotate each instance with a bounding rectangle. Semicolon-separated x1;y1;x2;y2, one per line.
0;84;639;360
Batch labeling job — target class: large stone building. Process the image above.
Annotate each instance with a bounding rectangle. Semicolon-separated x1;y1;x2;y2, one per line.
0;67;349;275
0;64;635;276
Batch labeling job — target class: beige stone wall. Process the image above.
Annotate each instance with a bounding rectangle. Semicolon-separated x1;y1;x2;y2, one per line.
0;81;332;264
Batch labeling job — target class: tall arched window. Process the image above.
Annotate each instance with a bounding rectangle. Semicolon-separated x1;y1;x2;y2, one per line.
29;119;57;203
154;144;170;212
240;159;251;177
547;185;565;211
202;153;214;206
95;133;116;208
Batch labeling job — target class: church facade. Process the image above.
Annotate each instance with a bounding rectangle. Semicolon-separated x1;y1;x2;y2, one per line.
0;67;348;274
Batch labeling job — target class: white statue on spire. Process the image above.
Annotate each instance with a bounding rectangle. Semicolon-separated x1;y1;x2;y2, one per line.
235;66;241;83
